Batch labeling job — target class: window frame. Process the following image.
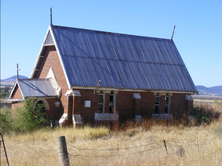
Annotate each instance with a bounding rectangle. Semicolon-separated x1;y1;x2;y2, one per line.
155;93;160;114
164;93;171;114
98;91;105;113
109;91;115;114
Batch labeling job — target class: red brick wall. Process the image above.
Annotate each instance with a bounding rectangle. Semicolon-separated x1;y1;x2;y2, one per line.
45;98;64;120
71;90;193;123
73;89;99;124
11;85;23;99
34;46;68;117
170;93;188;118
140;92;156;117
115;91;134;121
116;91;156;121
11;101;24;111
11;85;24;111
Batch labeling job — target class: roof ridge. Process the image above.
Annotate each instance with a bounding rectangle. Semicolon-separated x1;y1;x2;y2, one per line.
52;25;171;41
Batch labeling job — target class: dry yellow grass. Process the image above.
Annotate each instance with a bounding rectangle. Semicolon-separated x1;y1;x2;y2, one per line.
1;121;222;166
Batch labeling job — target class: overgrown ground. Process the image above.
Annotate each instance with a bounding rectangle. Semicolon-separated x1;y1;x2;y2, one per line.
1;120;221;166
1;101;222;166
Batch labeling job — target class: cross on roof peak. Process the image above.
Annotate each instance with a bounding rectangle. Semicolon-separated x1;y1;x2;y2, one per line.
16;63;20;80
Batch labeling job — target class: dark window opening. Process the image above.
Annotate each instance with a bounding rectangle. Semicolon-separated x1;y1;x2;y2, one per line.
164;93;170;114
34;100;48;121
109;91;115;113
98;105;103;113
109;105;114;114
97;91;104;113
35;100;46;113
155;106;159;114
155;93;160;114
99;94;103;103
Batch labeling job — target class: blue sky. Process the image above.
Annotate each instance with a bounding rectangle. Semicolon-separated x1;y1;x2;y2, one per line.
1;0;222;87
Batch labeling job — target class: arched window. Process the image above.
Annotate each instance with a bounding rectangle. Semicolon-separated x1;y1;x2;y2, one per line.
34;100;46;114
33;99;49;126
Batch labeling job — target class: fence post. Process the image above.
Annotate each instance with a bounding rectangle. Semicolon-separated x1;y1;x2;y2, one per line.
57;136;70;166
0;132;10;166
163;140;168;155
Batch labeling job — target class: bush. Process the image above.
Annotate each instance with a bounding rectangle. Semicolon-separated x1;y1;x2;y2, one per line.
13;98;49;133
192;105;221;125
0;108;14;133
0;91;9;98
0;86;10;99
0;98;50;133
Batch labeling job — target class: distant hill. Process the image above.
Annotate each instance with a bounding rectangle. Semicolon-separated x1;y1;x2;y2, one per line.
0;75;28;86
196;85;222;96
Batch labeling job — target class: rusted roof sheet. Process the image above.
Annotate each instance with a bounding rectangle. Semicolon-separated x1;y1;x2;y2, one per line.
51;25;196;92
18;79;57;98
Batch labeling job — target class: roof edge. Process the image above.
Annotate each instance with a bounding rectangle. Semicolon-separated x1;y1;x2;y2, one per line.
52;25;171;41
70;85;196;94
8;80;25;100
30;26;52;78
50;25;72;89
30;25;71;89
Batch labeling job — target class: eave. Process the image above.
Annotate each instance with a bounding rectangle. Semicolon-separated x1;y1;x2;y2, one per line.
70;85;197;94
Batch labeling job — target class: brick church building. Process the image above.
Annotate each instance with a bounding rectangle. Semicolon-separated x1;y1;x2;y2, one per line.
8;24;197;127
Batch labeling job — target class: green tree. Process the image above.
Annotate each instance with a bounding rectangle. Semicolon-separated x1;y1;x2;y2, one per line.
13;98;49;132
1;98;50;133
0;108;13;134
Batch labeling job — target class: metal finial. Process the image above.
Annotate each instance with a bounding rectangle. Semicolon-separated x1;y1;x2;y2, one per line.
171;25;176;41
50;8;53;25
16;63;20;80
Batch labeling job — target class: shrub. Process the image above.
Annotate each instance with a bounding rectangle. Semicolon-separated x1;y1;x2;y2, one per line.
0;107;13;133
13;98;50;133
192;105;221;125
1;98;50;133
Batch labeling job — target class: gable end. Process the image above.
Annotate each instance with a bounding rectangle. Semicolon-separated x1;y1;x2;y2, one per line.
44;31;54;46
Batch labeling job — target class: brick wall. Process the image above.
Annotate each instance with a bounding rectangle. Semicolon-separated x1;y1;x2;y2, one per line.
71;90;193;124
11;85;23;99
116;91;156;121
11;85;24;111
73;89;99;124
170;93;188;118
45;98;64;120
34;46;69;118
140;92;156;117
11;101;24;111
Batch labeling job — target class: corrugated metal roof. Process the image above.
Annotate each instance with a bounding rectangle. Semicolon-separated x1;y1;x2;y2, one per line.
51;25;196;92
18;79;57;98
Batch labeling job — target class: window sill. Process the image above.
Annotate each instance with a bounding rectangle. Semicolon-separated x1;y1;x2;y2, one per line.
94;113;118;121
